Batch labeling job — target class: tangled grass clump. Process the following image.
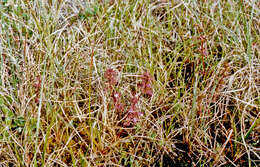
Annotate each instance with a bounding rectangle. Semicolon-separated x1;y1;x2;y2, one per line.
0;0;259;166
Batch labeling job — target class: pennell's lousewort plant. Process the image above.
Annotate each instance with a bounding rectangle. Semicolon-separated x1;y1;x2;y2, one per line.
0;0;259;166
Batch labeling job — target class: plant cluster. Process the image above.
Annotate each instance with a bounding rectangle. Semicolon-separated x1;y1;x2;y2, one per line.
104;68;153;127
0;0;259;166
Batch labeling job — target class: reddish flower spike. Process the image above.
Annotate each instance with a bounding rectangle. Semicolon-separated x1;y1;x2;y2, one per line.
112;92;121;103
139;72;153;96
104;68;117;86
115;103;124;112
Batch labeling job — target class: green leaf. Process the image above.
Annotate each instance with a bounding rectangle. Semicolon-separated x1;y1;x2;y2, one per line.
13;116;25;127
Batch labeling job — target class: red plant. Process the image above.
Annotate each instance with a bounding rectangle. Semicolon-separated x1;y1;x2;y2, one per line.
104;68;123;112
138;72;153;96
123;95;143;127
104;68;117;88
198;36;208;75
112;91;124;112
103;68;150;127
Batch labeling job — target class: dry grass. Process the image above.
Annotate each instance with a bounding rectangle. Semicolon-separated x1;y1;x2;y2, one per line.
0;0;259;166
